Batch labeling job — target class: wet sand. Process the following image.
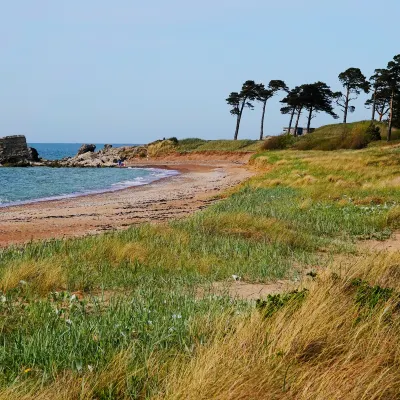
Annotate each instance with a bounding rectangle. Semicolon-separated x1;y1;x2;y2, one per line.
0;161;253;247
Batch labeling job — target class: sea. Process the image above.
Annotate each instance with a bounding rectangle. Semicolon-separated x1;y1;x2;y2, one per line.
0;143;179;207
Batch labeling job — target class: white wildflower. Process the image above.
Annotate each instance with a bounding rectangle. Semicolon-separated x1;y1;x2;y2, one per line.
232;275;241;281
70;294;77;302
0;295;6;303
87;365;94;372
66;319;72;325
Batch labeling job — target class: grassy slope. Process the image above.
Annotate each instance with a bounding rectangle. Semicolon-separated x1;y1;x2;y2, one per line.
176;138;261;153
1;144;400;398
146;138;262;157
292;121;400;151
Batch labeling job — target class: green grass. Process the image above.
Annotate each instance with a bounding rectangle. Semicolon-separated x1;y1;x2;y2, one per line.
175;139;261;153
1;143;400;397
260;121;400;152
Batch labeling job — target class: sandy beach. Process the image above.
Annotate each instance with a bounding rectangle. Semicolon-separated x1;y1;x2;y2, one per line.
0;159;253;247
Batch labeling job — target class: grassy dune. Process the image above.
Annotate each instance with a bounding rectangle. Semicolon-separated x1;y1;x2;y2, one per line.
146;138;261;156
264;121;400;151
1;141;400;398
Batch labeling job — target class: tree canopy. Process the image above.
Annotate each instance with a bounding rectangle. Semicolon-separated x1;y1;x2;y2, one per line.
256;80;288;140
226;80;259;140
226;54;400;141
336;68;370;123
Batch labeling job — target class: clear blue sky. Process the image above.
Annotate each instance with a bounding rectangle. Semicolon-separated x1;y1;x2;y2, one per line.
0;0;398;143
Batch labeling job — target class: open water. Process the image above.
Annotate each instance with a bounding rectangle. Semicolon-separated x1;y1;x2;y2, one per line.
0;143;178;207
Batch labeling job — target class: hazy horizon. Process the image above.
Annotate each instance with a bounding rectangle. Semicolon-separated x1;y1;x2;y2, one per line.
1;0;398;143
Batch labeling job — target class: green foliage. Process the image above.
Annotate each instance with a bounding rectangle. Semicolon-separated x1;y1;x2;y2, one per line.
256;289;308;318
301;81;339;119
177;138;207;151
351;278;394;311
365;123;381;141
293;121;386;150
261;135;297;150
168;137;179;144
176;139;261;153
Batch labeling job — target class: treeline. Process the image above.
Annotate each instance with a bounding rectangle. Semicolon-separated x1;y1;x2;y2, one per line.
226;54;400;142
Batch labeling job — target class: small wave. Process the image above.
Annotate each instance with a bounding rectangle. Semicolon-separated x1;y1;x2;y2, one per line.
0;168;180;208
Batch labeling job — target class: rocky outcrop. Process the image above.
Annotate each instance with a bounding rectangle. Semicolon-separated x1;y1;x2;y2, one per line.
57;145;126;167
28;147;40;162
53;143;150;167
77;144;96;155
0;135;35;166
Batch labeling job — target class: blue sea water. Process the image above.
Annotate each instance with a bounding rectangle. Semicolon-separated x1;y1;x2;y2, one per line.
29;143;139;160
0;143;178;207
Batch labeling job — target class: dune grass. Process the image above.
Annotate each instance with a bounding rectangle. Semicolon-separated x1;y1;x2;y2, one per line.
160;252;400;400
263;121;400;152
0;144;400;398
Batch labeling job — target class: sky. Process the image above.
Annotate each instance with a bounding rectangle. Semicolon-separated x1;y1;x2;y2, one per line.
0;0;399;143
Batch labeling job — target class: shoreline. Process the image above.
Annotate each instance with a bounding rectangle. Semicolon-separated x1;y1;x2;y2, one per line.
0;161;254;248
0;167;180;209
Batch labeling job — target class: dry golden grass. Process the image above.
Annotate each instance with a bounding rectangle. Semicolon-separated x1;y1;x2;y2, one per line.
159;252;400;400
0;260;66;295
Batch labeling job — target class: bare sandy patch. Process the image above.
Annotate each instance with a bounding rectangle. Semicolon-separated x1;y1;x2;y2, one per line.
359;232;400;253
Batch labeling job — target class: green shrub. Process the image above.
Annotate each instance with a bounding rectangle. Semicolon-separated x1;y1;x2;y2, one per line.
351;278;394;310
365;123;381;141
342;126;370;149
256;289;308;318
261;134;296;150
168;137;179;144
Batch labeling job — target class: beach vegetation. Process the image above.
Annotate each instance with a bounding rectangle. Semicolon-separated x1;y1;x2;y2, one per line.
1;141;400;397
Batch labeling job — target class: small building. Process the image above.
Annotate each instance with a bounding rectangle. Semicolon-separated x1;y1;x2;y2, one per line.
283;127;315;136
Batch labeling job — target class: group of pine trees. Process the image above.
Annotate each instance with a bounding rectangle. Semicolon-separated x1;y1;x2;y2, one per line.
226;54;400;142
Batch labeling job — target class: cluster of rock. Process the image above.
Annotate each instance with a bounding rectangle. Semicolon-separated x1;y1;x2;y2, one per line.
0;135;40;166
0;134;151;168
50;143;148;168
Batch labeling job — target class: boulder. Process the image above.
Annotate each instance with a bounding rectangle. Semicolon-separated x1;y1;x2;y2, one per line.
77;144;96;155
103;144;113;151
0;135;32;165
28;147;40;162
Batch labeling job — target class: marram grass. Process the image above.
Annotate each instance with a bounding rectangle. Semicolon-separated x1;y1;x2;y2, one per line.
1;143;400;398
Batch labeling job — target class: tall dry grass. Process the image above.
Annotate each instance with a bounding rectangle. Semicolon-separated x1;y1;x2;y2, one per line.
159;252;400;400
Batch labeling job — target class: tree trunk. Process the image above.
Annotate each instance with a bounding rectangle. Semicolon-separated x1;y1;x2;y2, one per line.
293;107;302;137
387;89;394;142
371;87;377;121
287;108;295;135
343;87;350;123
234;114;241;140
259;100;267;140
307;107;313;132
379;113;383;122
234;98;247;140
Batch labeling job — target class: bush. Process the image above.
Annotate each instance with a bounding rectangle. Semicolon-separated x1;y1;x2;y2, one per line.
365;123;381;141
168;137;179;144
343;125;370;149
261;134;296;150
